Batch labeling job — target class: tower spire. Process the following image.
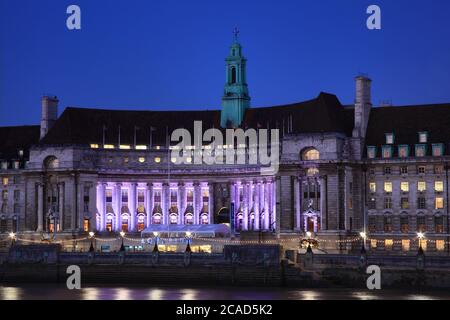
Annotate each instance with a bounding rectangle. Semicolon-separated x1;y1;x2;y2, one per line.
220;29;251;128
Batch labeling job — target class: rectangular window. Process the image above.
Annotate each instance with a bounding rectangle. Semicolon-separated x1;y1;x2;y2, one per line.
402;240;410;252
384;182;392;193
418;132;428;143
400;166;408;174
382;146;393;159
398;145;409;158
435;216;444;233
436;240;445;251
400;217;409;233
417;216;426;232
415;144;426;157
401;197;409;209
400;182;409;192
417;166;426;174
13;190;20;201
105;189;113;203
385;133;394;145
2;190;8;201
2;177;8;186
434;165;444;174
121;189;128;203
367;146;377;159
137;190;145;203
385;239;393;249
348;198;353;210
419;239;427;251
83;219;89;232
369;182;376;193
417;197;426;209
435;181;444;192
384;197;392;209
368;216;377;232
435;197;444;209
370;239;377;249
384;167;391;175
1;162;7;170
432;144;444;157
417;181;426;192
13;176;20;184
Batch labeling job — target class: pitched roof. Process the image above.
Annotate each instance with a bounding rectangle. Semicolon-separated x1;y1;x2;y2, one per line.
0;125;40;159
365;103;450;155
39;92;354;146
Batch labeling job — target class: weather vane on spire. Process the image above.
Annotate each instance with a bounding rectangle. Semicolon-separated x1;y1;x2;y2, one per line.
233;27;240;42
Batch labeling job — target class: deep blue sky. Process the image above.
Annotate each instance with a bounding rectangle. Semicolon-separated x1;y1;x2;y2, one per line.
1;0;450;126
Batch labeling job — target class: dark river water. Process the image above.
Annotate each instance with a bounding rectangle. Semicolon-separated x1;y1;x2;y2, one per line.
1;285;449;300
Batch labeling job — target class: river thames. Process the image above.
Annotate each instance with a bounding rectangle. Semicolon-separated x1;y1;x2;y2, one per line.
1;285;450;300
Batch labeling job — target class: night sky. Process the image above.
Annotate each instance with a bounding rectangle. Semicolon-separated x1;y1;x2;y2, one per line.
1;0;450;126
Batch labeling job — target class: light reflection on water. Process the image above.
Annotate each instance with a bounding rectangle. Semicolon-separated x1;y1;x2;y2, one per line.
0;285;449;300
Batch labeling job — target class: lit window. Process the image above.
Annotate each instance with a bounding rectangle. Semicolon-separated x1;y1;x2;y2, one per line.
385;239;393;249
302;148;320;161
418;132;428;143
401;197;409;209
419;239;427;251
435;197;444;209
367;146;376;159
436;240;445;251
2;177;8;186
384;182;392;193
415;144;426;157
385;133;394;145
154;157;161;163
171;157;177;163
119;145;131;150
432;144;444;157
90;144;99;149
435;181;444;192
398;145;409;158
156;146;161;150
370;239;377;249
123;157;129;164
382;146;393;158
307;168;319;176
1;162;7;170
369;182;376;193
138;157;146;163
83;219;89;232
135;145;147;150
13;161;20;169
400;182;409;192
401;240;410;252
186;157;192;163
104;144;115;149
417;181;426;192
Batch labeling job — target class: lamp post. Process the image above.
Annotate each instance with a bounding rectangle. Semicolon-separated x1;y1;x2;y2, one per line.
120;231;125;252
359;231;367;253
9;232;16;246
185;231;192;253
153;231;159;253
89;231;95;252
417;232;425;254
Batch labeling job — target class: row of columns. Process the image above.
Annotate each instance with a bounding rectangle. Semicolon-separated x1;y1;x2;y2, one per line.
230;180;275;231
96;182;213;232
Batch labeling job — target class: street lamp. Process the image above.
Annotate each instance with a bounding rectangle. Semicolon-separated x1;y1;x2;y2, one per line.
417;232;425;254
9;232;16;246
120;231;125;252
359;231;367;253
152;232;159;253
185;231;192;253
88;231;95;252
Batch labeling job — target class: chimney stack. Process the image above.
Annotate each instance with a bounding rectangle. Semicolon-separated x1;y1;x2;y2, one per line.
352;76;372;139
40;96;59;139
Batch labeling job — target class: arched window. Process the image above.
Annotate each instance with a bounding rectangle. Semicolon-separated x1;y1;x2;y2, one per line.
184;212;193;225
231;67;237;84
152;213;162;225
170;213;178;225
301;148;320;161
44;156;59;169
200;213;209;225
121;214;129;232
106;214;114;232
137;214;146;232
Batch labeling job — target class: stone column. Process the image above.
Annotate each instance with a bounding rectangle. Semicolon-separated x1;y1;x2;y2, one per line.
294;177;301;231
320;176;327;231
163;183;170;225
37;182;44;232
70;175;77;231
146;183;153;226
208;182;214;224
77;180;84;231
273;179;279;234
96;183;106;231
179;183;186;224
254;181;260;230
129;183;137;231
114;183;122;231
264;181;270;230
229;181;235;231
242;182;249;230
193;183;201;224
177;183;182;224
58;182;65;231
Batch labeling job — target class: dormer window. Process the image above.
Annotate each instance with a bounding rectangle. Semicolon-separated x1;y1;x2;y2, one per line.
415;144;427;157
382;145;393;159
432;144;444;157
418;132;428;143
385;133;394;145
367;146;376;159
398;145;409;158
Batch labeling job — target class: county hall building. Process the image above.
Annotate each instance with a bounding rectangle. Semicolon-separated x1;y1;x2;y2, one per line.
1;37;449;254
